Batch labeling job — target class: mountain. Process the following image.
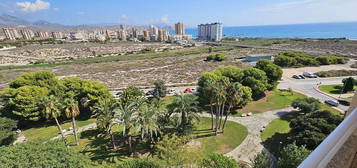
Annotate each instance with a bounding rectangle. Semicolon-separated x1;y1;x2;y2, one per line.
0;14;67;30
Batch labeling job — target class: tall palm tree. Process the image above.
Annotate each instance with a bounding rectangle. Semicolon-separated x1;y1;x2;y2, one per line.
170;94;199;135
41;95;67;146
114;97;145;155
64;97;81;145
92;98;118;149
135;100;161;142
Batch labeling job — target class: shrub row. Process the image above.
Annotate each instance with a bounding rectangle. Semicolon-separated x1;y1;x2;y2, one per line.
315;70;357;78
274;51;346;67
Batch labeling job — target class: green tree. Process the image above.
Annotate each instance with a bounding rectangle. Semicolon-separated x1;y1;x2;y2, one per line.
91;98;118;149
120;86;145;107
154;135;190;166
169;94;199;135
9;70;62;95
136;100;162;141
289;110;342;150
0;117;18;146
63;96;81;145
117;158;160;168
342;77;355;93
277;142;311;168
0;140;91;168
241;67;269;99
153;79;167;98
115;97;146;155
255;59;283;87
201;153;240;168
291;97;321;113
273;55;297;67
41;95;67;145
6;86;49;121
251;150;273;168
222;82;252;132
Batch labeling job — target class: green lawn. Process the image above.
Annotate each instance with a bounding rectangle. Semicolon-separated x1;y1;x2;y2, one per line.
22;118;96;140
193;117;247;155
232;89;306;116
319;84;357;95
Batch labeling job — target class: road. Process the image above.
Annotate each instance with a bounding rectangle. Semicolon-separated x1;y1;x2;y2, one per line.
278;76;355;112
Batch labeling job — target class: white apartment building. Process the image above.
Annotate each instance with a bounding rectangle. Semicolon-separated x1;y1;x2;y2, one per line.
197;22;223;41
20;29;34;40
2;27;20;40
51;31;63;39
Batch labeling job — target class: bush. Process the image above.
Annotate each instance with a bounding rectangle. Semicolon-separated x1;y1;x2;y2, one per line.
206;53;228;62
291;97;321;113
0;140;91;168
273;51;345;67
289;110;342;150
315;70;357;78
154;135;190;166
251;150;273;168
153;79;166;98
0;117;18;146
117;158;160;168
201;153;240;168
277;142;310;168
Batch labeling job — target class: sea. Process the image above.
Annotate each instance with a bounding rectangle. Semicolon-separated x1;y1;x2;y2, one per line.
184;22;357;39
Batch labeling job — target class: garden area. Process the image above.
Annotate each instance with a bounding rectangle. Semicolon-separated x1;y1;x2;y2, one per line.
261;97;343;158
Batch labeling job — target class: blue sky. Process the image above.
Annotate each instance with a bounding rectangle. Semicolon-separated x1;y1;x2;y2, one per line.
1;0;357;27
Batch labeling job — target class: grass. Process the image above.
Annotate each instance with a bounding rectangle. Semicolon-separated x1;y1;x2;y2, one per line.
22;118;96;140
0;46;235;71
232;89;306;116
193;117;248;154
319;84;357;95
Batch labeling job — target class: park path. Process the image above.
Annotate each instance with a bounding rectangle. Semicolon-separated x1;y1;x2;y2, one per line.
201;107;294;164
50;123;97;140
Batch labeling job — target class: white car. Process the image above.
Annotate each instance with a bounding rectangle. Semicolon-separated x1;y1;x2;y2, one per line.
325;100;339;107
168;89;176;94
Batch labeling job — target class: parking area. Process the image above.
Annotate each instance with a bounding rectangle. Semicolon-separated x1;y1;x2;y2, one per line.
282;63;355;80
110;86;198;99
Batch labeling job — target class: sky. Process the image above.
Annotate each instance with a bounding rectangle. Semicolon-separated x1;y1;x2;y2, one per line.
1;0;357;27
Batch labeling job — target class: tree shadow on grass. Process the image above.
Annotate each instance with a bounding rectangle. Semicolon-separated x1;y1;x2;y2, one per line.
79;129;152;164
330;85;343;94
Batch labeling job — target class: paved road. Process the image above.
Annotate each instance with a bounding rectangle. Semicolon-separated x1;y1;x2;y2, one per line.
278;76;356;112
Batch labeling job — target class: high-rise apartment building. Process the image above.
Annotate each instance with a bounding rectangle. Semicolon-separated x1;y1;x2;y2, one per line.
20;29;34;40
175;22;185;35
143;30;150;41
118;25;127;41
158;29;168;42
51;31;63;39
132;28;138;39
2;27;19;40
197;22;223;41
36;31;49;38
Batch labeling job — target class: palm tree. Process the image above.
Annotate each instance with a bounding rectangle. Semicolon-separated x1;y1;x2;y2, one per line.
63;97;80;145
135;101;161;142
92;98;118;149
41;95;67;146
114;97;145;155
170;94;200;135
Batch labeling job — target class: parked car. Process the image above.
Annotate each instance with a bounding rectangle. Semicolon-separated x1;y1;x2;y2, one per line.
303;72;318;78
115;92;122;98
168;89;176;94
337;99;351;106
184;88;192;93
298;75;305;79
292;75;301;79
145;90;154;96
325;99;339;107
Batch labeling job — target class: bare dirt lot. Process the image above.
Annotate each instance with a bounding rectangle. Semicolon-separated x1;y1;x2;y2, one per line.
0;47;271;89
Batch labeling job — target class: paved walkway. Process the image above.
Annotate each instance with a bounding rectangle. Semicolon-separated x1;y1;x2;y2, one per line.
51;123;97;140
201;107;294;164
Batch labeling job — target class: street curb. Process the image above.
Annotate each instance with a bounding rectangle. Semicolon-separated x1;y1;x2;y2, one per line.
313;86;345;113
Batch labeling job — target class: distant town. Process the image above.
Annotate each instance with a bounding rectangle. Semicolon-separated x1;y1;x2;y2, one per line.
1;22;223;43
